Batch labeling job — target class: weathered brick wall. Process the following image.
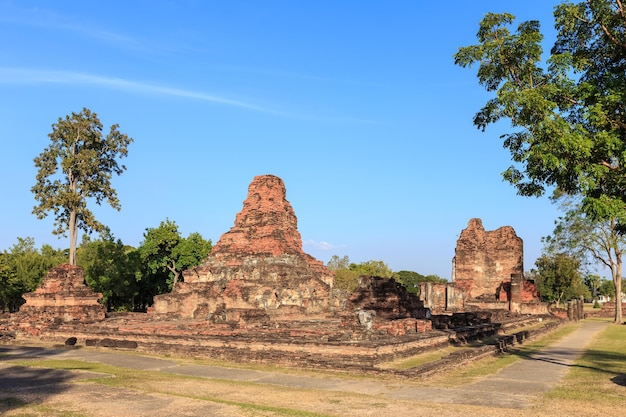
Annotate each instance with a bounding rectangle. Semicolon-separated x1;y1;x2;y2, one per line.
348;276;426;319
453;218;524;301
418;282;466;313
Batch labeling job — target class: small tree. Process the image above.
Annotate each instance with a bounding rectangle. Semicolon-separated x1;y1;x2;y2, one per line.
349;260;396;278
32;108;132;266
327;255;350;271
139;219;212;292
77;229;139;311
584;274;602;300
396;271;447;294
534;253;588;306
544;198;625;322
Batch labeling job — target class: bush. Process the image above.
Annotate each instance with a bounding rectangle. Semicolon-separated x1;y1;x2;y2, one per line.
333;270;360;292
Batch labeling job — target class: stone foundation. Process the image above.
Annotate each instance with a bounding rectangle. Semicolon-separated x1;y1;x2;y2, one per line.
8;312;553;371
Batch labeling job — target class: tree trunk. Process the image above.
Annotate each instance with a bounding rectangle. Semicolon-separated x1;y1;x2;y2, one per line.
68;167;78;266
167;260;180;289
615;251;623;324
68;209;78;266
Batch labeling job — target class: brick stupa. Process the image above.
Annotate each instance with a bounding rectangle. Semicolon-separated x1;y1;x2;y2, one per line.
18;264;106;335
151;175;336;323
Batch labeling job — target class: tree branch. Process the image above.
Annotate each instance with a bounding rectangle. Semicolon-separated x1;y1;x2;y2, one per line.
588;0;626;49
601;160;619;170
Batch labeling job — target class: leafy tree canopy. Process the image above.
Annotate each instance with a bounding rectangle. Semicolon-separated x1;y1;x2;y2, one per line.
77;229;140;312
327;255;350;271
543;197;625;321
348;260;396;278
32;108;133;265
0;237;65;312
139;219;212;292
534;252;589;305
396;270;447;294
456;0;626;322
455;2;626;216
326;256;443;294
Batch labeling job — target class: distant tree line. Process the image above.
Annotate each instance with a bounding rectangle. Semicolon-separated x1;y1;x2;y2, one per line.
0;219;211;313
326;255;446;294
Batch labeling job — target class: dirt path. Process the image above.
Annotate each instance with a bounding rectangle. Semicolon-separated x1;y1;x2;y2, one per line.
390;320;608;408
0;320;610;415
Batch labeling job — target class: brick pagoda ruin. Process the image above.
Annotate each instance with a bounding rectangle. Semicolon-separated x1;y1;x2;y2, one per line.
150;174;339;323
11;264;105;336
452;218;542;312
1;176;555;370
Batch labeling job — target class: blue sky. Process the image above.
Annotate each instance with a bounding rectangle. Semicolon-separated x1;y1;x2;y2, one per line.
0;1;568;279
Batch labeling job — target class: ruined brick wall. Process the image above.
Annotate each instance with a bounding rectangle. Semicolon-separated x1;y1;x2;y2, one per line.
417;282;465;313
209;175;305;260
348;276;426;319
418;282;448;313
452;218;523;300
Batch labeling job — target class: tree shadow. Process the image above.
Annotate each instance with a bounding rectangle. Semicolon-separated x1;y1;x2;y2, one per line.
0;345;95;414
508;346;626;386
611;374;626;386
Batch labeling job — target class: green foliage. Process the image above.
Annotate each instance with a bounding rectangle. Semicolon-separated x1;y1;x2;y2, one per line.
348;260;396;278
333;269;360;292
0;237;65;312
598;279;615;298
327;256;443;294
0;219;212;312
139;219;212;295
543;198;625;320
32;108;133;266
396;270;447;294
584;274;602;299
456;1;626;321
77;229;140;312
534;253;589;305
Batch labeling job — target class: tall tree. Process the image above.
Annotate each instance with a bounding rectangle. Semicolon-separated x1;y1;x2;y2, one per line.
455;1;626;323
139;219;212;292
544;198;625;320
32;108;133;266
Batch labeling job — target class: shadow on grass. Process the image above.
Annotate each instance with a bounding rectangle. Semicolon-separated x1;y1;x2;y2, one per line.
0;346;88;413
611;374;626;386
508;345;626;386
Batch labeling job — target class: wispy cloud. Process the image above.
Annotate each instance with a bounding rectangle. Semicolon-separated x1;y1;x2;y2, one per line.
0;4;146;51
0;67;280;114
303;239;343;251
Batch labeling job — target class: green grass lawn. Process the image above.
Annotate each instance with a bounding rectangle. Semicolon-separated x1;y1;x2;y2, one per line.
545;319;626;405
